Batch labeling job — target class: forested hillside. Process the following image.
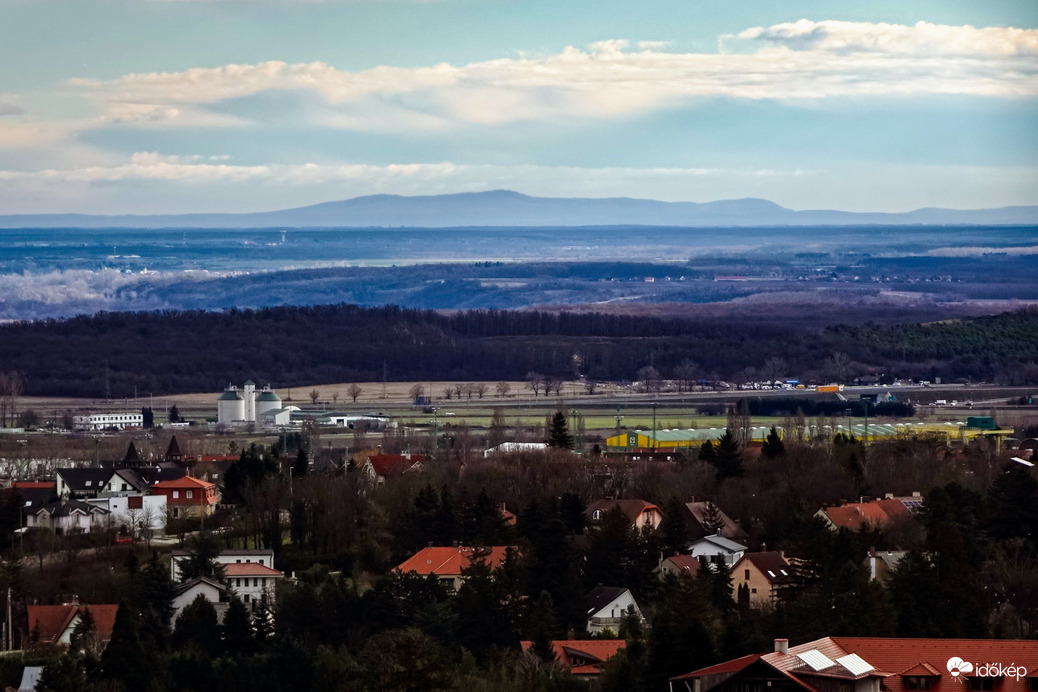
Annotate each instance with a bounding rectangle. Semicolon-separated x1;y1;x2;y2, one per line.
1;305;1036;397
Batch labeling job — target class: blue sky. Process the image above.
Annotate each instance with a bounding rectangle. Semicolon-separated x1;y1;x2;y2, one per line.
1;0;1036;214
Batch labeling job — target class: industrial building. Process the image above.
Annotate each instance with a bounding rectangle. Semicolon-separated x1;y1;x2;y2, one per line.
216;381;281;426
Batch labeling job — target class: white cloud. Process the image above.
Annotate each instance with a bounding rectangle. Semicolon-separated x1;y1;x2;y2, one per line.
67;20;1038;133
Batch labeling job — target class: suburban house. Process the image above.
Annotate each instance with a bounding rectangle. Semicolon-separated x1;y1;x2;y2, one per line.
689;534;748;568
27;500;110;535
681;501;750;543
360;453;427;485
395;545;513;591
732;551;794;608
520;640;626;679
171;548;282;614
225;561;284;613
55;469;112;499
151;476;219;518
27;604;119;646
864;549;907;584
656;554;702;580
86;494;167;537
672;636;1038;692
815;494;922;532
172;577;228;622
585;586;645;635
586;499;664;531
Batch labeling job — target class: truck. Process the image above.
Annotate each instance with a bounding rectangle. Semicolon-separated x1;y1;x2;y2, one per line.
817;384;844;393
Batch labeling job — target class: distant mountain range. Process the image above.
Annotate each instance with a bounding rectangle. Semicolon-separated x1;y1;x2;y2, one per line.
3;190;1037;228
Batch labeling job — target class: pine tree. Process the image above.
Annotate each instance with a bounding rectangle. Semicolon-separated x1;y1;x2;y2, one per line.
712;429;744;480
702;501;724;536
761;425;785;459
101;601;153;691
698;440;717;463
222;595;254;656
546;411;574;450
172;593;222;657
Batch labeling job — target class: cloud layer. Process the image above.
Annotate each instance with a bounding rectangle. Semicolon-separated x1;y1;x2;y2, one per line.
67;20;1038;133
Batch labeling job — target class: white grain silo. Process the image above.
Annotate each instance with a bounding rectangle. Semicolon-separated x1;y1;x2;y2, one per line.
243;380;256;422
255;385;281;418
217;385;245;425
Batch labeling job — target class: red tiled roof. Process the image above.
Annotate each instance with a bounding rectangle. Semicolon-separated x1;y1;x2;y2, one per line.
674;637;1038;692
736;551;794;584
672;653;764;680
153;475;216;491
663;555;702;575
224;562;284;577
28;604;119;644
12;481;55;489
822;499;913;531
368;454;426;477
520;640;625;675
395;546;512;576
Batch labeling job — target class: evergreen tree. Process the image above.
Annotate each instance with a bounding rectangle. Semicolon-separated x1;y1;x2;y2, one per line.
761;425;785;459
36;653;99;692
172;593;222;656
658;497;689;555
986;462;1038;546
293;447;310;478
69;608;97;653
222;595;254;656
698;440;717;463
702;501;725;536
176;532;225;582
101;601;153;691
712;429;744;479
546;411;574;450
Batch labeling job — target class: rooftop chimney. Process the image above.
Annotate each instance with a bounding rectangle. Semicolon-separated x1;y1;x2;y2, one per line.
774;638;789;654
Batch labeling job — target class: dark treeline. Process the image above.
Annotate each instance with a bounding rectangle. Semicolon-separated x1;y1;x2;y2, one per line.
1;304;1036;396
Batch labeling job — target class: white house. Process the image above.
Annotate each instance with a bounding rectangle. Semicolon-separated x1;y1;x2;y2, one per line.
27;500;110;535
171;577;228;622
86;494;167;537
586;586;645;635
688;534;747;568
171;548;283;613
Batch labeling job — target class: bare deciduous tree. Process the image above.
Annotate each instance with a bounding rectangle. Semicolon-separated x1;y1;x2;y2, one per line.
347;383;363;403
525;372;544;397
309;389;320;405
495;382;511;398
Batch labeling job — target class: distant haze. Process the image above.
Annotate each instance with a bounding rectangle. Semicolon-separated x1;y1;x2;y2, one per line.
1;190;1036;229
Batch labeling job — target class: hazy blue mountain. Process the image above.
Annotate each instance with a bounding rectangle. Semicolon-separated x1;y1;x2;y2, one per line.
2;190;1036;228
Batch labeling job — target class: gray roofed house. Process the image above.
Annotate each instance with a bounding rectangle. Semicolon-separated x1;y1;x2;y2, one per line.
681;501;750;543
586;586;645;635
29;499;109;534
55;468;114;499
689;534;748;568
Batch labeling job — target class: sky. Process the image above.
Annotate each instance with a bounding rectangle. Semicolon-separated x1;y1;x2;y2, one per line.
1;0;1037;215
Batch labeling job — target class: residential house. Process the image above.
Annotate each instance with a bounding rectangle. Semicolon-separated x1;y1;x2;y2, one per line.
681;501;750;542
395;545;513;592
586;499;664;531
86;494;167;537
816;494;921;532
172;577;228;622
586;586;645;635
27;500;110;535
672;636;1038;692
55;468;112;499
732;551;794;608
151;475;219;518
171;548;283;614
27;604;119;646
689;534;748;568
656;554;702;580
361;453;427;485
171;548;277;582
864;549;907;584
520;640;625;679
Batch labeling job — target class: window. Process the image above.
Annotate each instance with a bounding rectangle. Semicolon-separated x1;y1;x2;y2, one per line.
85;481;92;487
186;491;193;499
744;569;750;580
592;510;601;520
173;491;179;499
904;678;934;690
254;578;258;587
121;483;128;491
236;578;241;587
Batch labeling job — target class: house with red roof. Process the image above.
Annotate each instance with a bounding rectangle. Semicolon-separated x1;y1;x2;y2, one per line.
586;499;663;531
520;639;626;679
672;636;1038;692
361;453;427;485
395;545;514;591
151;475;219;518
170;548;283;614
656;554;702;580
732;551;795;608
27;604;119;647
816;494;921;532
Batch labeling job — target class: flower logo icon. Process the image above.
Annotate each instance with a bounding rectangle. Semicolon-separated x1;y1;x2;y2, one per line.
947;658;974;678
